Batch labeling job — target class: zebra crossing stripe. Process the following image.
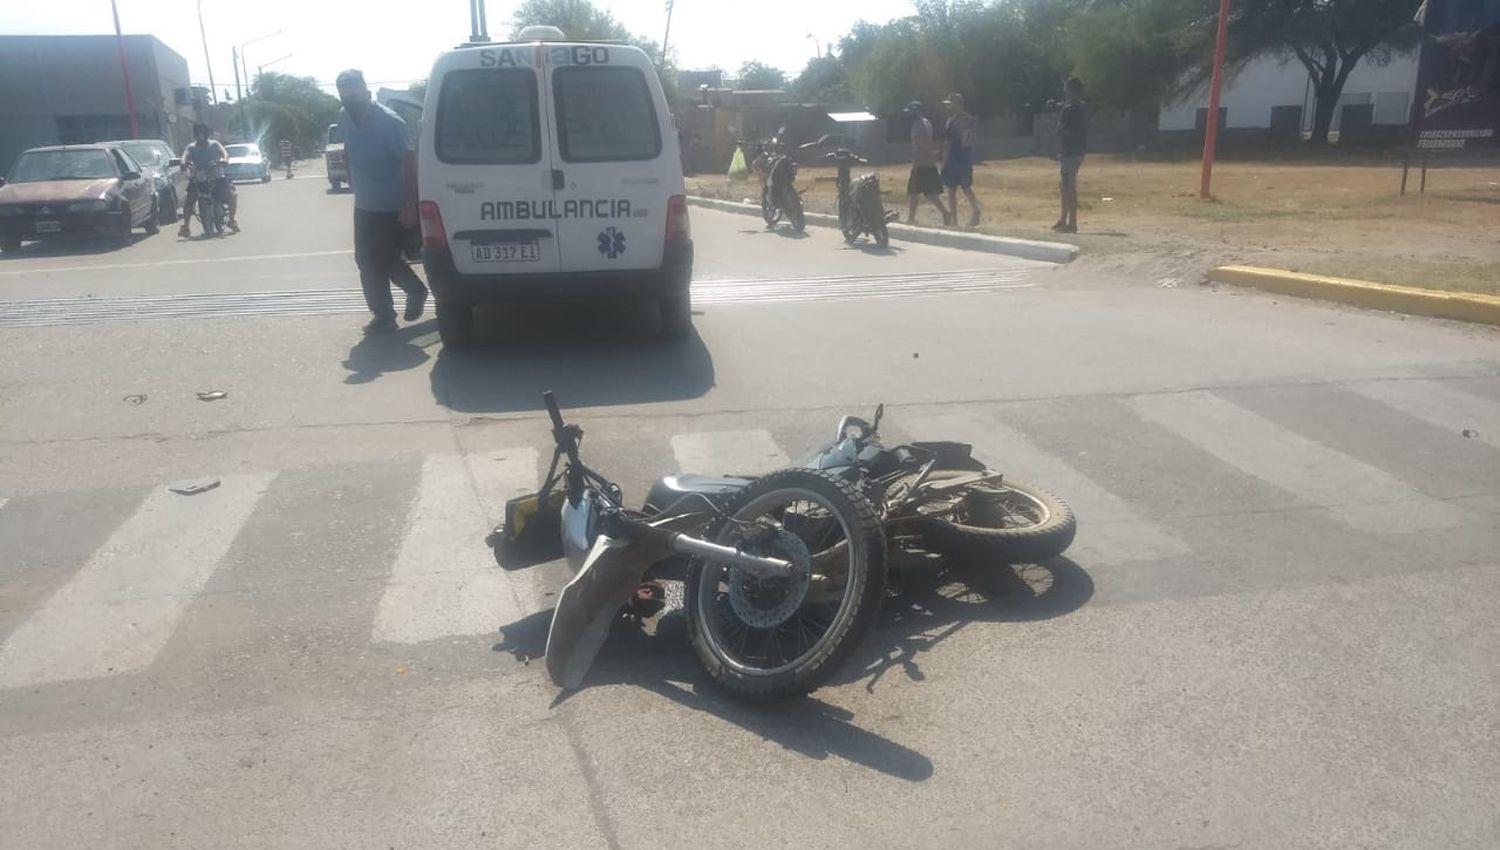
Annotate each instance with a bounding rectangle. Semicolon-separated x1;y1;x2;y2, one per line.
899;409;1190;565
670;430;790;477
0;473;277;690
1345;379;1500;451
371;453;537;644
1129;391;1466;533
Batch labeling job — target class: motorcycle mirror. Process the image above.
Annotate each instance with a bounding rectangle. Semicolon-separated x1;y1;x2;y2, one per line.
872;403;884;433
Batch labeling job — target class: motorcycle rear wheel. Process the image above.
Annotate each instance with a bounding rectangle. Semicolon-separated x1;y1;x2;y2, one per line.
686;468;885;701
874;223;889;247
912;474;1076;565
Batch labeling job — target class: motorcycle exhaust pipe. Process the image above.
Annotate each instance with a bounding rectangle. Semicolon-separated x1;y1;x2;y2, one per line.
671;535;795;579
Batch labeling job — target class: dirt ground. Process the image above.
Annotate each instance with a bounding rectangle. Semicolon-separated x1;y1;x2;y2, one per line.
686;155;1500;294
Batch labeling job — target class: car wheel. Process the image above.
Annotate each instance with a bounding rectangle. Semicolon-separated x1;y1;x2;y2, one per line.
261;171;271;183
329;179;341;191
144;198;160;235
0;238;21;253
435;301;475;350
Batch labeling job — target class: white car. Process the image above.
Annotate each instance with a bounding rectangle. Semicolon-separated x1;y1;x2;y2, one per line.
417;27;693;348
225;143;271;183
324;124;347;191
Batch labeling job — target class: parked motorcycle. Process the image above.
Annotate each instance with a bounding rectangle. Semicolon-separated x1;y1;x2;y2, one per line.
828;149;897;247
499;392;887;701
750;137;805;232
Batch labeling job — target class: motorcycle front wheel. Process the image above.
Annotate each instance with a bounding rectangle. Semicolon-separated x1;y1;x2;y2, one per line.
760;186;781;227
838;196;859;243
686;468;886;700
785;191;806;232
874;223;889;247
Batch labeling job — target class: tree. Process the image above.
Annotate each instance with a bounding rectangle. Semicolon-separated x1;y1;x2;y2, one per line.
736;61;788;91
1227;0;1422;144
510;0;634;41
231;72;340;151
790;55;854;103
510;0;678;103
1064;0;1211;112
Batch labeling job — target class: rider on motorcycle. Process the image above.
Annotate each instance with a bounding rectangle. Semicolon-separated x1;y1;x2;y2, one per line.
177;123;239;237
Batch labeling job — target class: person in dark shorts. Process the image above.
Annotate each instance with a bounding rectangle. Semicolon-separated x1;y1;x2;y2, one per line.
336;69;428;335
1054;77;1089;234
905;102;951;225
940;93;981;227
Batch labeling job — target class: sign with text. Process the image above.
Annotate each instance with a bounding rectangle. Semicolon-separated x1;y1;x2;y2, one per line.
1413;0;1500;150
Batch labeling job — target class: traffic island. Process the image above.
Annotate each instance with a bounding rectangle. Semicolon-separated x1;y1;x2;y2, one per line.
687;196;1079;264
1208;266;1500;327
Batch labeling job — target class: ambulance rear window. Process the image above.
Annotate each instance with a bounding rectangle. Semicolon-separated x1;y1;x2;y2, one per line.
435;68;541;165
553;66;662;163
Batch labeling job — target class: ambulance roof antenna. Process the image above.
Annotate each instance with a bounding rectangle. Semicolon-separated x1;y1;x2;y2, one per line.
469;0;491;43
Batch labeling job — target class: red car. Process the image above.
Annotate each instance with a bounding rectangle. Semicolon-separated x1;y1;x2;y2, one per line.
0;144;160;252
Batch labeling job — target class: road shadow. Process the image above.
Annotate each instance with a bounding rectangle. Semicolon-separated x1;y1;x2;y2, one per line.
842;555;1094;693
0;234;144;261
341;319;437;384
772;227;811;240
843;241;903;256
493;606;933;782
490;554;1092;781
430;301;714;414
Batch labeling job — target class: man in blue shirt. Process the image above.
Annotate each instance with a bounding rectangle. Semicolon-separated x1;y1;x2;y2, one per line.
336;69;426;334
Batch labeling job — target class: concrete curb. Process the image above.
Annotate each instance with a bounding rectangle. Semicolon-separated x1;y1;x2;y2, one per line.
687;196;1079;264
1208;265;1500;327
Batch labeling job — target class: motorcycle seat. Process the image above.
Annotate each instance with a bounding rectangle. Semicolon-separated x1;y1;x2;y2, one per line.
644;473;753;513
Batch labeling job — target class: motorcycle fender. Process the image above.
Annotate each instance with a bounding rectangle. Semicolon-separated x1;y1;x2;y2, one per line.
544;513;709;690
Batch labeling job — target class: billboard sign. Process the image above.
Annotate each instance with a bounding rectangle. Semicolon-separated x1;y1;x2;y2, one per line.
1413;0;1500;150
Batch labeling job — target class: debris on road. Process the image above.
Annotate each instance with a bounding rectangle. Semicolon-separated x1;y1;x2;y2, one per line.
1159;277;1183;288
1462;428;1479;439
196;390;229;402
122;394;148;405
169;480;221;496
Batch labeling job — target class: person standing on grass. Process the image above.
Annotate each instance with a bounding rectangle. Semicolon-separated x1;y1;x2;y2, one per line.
905;101;951;225
336;69;427;335
940;93;981;228
1054;77;1089;234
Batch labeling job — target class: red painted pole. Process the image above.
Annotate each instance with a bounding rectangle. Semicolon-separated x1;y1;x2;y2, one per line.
111;0;140;138
1199;0;1231;199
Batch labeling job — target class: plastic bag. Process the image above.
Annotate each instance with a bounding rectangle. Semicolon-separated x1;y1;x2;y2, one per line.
727;145;749;182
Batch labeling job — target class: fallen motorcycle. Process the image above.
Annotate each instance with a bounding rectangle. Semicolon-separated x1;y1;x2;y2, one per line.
647;404;1077;567
500;392;887;701
498;396;1075;700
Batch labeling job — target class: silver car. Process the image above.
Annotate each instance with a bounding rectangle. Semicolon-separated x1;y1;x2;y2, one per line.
224;143;271;183
105;139;185;226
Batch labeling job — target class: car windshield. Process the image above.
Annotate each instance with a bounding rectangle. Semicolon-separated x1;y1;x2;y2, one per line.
119;143;162;166
226;145;257;158
7;149;115;183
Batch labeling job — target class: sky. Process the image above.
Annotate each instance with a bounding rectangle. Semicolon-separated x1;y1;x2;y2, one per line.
1;0;918;98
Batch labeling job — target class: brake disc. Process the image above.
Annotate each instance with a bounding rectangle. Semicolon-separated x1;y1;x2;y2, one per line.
727;530;812;629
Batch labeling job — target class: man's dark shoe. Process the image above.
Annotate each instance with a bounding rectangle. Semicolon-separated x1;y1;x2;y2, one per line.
404;290;427;322
364;316;398;335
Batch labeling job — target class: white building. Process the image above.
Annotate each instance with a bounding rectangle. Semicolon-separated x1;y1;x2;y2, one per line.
1159;53;1419;134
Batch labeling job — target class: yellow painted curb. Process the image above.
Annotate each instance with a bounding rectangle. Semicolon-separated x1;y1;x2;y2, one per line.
1208;266;1500;327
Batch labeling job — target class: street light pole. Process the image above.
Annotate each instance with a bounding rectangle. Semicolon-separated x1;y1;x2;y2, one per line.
1199;0;1232;199
110;0;140;138
232;47;246;132
806;34;821;58
196;0;218;105
259;54;294;77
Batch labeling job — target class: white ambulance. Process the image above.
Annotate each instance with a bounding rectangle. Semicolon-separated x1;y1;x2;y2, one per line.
417;28;693;348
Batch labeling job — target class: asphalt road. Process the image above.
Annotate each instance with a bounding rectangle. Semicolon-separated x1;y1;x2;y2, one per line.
2;170;1499;849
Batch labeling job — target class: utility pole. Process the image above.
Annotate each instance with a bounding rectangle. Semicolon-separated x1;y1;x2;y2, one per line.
233;47;246;132
1199;0;1231;199
110;0;140;138
196;0;218;104
662;0;675;60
